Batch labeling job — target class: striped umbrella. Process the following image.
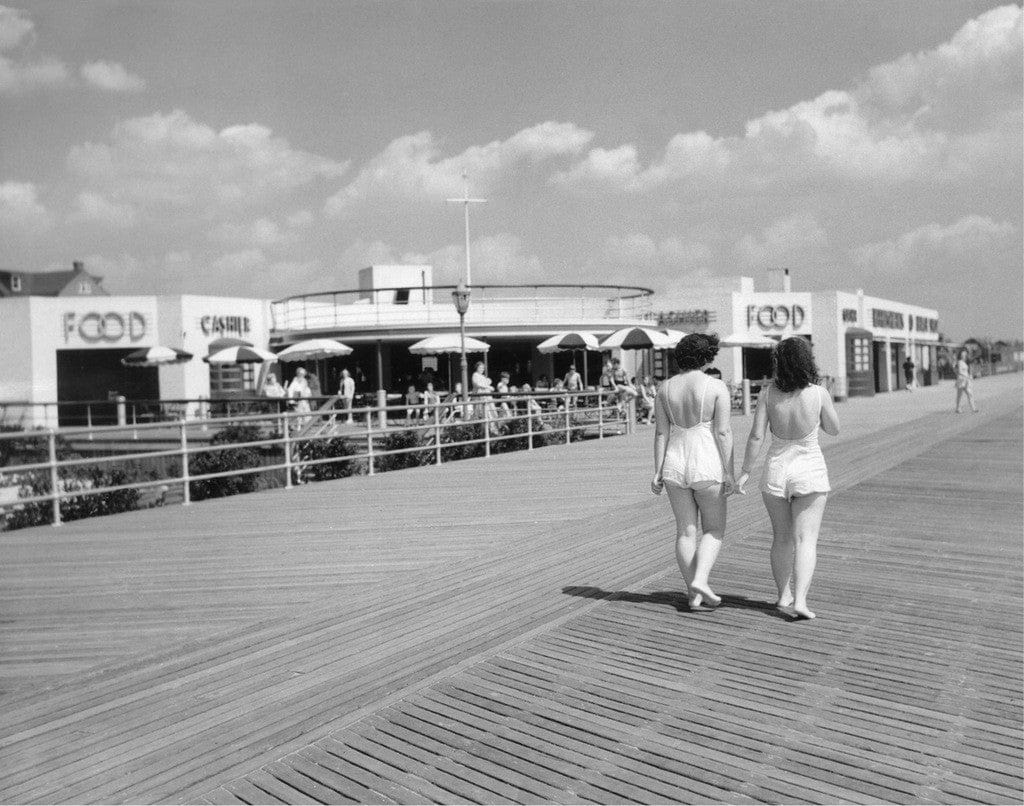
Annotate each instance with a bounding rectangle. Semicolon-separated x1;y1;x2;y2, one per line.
121;346;193;367
409;334;490;355
275;338;353;361
661;329;688;349
204;345;279;364
600;327;676;350
536;331;601;354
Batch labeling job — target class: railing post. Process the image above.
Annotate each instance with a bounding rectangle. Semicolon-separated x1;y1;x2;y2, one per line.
565;404;571;445
527;404;534;450
434;402;442;465
132;404;138;440
597;393;604;439
483;404;491;457
282;414;293;489
377;390;387;430
742;379;751;416
180;420;191;506
366;410;375;475
626;397;636;435
48;429;61;527
87;404;93;441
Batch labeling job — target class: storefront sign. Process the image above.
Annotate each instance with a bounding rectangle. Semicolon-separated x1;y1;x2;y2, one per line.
63;311;147;344
872;309;904;330
657;309;715;329
842;308;858;323
747;304;805;330
200;315;252;337
911;316;939;333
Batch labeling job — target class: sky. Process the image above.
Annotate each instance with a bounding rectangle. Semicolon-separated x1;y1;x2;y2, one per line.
0;0;1020;340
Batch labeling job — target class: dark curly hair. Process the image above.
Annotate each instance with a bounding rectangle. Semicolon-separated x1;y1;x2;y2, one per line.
674;333;720;371
772;337;819;392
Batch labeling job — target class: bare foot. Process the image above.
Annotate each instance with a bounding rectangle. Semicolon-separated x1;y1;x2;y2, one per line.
689;581;721;607
791;603;816;620
776;595;795;615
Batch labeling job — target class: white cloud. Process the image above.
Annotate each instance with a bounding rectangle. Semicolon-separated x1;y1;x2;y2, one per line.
80;61;145;92
71;191;137;228
734;213;829;269
851;215;1017;279
554;5;1021;194
325;121;593;217
0;5;69;94
0;180;50;229
68;110;349;215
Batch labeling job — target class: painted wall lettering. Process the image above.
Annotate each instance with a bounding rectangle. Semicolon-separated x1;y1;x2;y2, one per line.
841;308;858;323
200;315;252;337
657;309;715;329
872;309;905;330
747;304;805;330
63;311;147;344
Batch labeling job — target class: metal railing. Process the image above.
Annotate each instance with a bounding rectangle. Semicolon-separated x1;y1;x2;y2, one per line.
271;283;655;332
0;391;636;529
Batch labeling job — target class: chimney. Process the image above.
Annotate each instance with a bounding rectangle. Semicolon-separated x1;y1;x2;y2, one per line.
766;267;792;293
72;260;84;273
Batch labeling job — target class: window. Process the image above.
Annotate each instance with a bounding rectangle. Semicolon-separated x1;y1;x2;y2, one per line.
394;288;410;305
850;338;870;372
10;275;21;291
78;281;91;294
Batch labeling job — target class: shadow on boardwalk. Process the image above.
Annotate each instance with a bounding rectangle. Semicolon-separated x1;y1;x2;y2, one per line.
0;375;1021;804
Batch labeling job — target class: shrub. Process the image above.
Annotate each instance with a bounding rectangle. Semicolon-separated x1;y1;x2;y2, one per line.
188;423;264;501
376;428;434;472
439;422;486;463
295;436;366;481
2;464;140;530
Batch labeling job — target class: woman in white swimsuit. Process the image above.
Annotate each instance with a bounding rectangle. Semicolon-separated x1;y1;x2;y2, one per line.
652;334;735;610
737;337;839;620
954;349;979;413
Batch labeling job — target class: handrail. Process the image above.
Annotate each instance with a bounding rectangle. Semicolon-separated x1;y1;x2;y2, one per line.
0;390;635;529
272;283;655;306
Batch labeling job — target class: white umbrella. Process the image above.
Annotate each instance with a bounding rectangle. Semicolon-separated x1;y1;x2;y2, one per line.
660;329;688;349
600;327;676;350
720;332;778;348
409;334;490;355
121;346;193;367
536;331;601;354
275;338;353;362
204;345;279;364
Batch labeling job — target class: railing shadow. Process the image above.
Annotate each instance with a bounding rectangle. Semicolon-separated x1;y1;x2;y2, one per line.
562;585;793;619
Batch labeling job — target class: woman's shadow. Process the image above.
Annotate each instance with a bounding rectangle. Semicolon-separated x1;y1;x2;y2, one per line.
562;585;794;619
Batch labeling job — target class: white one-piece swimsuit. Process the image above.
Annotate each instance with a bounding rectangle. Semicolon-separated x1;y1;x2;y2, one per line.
760;384;831;500
659;376;724;490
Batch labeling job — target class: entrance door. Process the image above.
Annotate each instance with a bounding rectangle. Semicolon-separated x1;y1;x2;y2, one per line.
56;349;159;426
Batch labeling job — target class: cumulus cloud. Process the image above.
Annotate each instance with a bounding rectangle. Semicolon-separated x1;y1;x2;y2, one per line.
0;5;69;94
208;211;313;249
68;110;349;215
0;180;50;229
80;61;145;92
325;121;593;217
554;5;1021;194
734;213;829;270
851;215;1017;280
71;191;137;228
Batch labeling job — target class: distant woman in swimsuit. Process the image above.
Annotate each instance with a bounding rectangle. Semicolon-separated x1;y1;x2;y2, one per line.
954;349;979;413
737;337;839;620
652;334;735;610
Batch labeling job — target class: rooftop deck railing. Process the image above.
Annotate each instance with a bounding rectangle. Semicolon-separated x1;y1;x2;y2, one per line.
0;391;635;530
271;284;655;333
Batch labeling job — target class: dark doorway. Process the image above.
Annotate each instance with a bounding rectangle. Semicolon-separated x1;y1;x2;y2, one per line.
56;349;159;426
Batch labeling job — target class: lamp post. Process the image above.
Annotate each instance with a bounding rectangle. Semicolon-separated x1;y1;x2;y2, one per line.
452;283;471;413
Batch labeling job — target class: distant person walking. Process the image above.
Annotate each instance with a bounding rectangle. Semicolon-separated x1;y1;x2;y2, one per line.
287;367;312;427
652;334;735;610
736;337;840;620
338;368;356;424
954;350;979;413
902;357;915;391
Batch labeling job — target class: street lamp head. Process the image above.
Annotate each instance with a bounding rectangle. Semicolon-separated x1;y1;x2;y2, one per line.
452;282;471;315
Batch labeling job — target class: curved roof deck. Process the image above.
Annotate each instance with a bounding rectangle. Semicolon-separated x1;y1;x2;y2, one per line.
271;283;655;343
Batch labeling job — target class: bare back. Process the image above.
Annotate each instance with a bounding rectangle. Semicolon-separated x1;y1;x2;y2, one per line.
659;372;720;427
765;383;825;440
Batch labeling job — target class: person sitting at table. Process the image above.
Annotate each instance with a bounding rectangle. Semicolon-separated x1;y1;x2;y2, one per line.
404;384;422;422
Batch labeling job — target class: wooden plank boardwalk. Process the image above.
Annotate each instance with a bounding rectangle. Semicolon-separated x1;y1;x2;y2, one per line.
0;375;1021;804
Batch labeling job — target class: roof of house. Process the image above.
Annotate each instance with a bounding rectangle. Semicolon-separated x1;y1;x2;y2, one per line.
0;263;107;297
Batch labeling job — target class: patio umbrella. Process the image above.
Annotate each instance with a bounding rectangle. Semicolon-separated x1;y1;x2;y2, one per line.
537;331;601;386
719;332;778;348
661;329;688;348
204;345;279;364
600;327;676;350
207;336;253;354
275;338;353;361
121;346;193;367
409;334;490;355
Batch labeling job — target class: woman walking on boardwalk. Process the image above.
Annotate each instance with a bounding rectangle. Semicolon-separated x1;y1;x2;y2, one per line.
954;349;980;413
651;334;735;610
736;337;840;620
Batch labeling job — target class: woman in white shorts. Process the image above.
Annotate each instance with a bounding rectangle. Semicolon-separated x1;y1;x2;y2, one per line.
652;334;735;610
737;337;839;620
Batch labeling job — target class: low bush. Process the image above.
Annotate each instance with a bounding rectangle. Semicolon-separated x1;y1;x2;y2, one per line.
188;423;265;501
295;435;366;481
375;428;435;472
2;464;140;530
439;422;486;463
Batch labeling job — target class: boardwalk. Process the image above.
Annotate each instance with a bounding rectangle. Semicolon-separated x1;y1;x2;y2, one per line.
1;375;1021;804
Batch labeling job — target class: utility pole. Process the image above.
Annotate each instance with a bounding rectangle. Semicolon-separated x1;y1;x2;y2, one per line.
446;171;486;287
